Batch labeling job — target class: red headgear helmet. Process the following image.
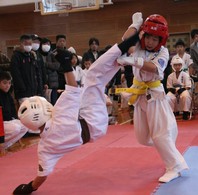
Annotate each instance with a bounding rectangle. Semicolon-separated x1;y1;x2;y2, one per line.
140;14;169;52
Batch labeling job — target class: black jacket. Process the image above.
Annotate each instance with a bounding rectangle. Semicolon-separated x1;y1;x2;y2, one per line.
33;50;47;96
10;49;38;99
0;89;17;121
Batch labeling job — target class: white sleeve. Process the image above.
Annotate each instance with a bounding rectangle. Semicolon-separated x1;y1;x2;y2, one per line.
167;74;173;89
184;73;192;88
81;69;86;86
151;47;169;76
187;54;193;66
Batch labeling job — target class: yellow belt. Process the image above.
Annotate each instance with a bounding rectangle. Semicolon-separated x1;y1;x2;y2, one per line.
115;78;161;105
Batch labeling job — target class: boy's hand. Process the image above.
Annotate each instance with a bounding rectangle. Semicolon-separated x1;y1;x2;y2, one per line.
55;49;73;73
177;88;186;95
129;12;143;31
168;88;176;94
13;181;37;195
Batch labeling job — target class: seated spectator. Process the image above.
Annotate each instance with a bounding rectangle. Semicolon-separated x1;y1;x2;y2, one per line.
0;71;28;152
166;57;192;120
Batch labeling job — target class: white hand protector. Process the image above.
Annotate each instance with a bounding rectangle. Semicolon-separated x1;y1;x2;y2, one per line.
117;55;144;69
129;12;143;31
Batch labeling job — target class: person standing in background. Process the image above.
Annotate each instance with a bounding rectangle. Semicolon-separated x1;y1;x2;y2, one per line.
82;37;100;69
172;39;193;75
190;29;198;78
31;34;48;97
10;34;37;105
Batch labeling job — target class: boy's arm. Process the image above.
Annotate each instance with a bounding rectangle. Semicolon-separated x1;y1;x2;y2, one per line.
54;49;77;87
121;12;143;54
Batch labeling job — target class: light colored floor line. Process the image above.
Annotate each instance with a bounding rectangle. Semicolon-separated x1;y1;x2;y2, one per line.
119;119;132;125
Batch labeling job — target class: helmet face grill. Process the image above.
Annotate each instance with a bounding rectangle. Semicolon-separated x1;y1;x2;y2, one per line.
21;107;27;114
18;96;53;130
33;113;40;121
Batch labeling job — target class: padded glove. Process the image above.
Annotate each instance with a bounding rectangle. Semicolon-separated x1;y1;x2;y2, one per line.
13;181;37;195
177;88;186;95
129;12;143;31
168;88;176;94
55;49;73;73
117;55;144;69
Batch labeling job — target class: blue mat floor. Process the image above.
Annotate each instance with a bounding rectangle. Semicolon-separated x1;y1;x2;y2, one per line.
154;146;198;195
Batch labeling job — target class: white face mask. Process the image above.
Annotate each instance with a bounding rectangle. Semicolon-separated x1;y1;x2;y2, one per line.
42;45;51;53
24;45;32;52
32;43;40;51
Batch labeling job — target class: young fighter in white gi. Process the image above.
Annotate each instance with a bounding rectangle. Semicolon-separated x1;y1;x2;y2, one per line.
117;13;189;182
167;57;192;120
13;15;140;194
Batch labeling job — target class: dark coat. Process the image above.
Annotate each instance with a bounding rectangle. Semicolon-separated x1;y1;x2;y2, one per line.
42;51;60;89
10;49;38;99
33;50;47;96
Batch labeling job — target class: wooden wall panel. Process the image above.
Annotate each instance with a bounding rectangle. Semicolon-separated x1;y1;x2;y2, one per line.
0;1;198;57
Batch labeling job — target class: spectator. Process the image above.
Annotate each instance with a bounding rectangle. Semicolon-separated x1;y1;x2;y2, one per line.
166;57;192;120
70;53;84;87
31;34;48;96
161;58;173;94
53;34;67;91
172;39;193;74
82;37;100;69
190;29;198;77
10;34;38;104
0;71;28;151
81;57;93;87
40;38;60;105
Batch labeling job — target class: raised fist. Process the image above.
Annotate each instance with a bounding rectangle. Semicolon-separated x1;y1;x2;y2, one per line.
130;12;143;31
